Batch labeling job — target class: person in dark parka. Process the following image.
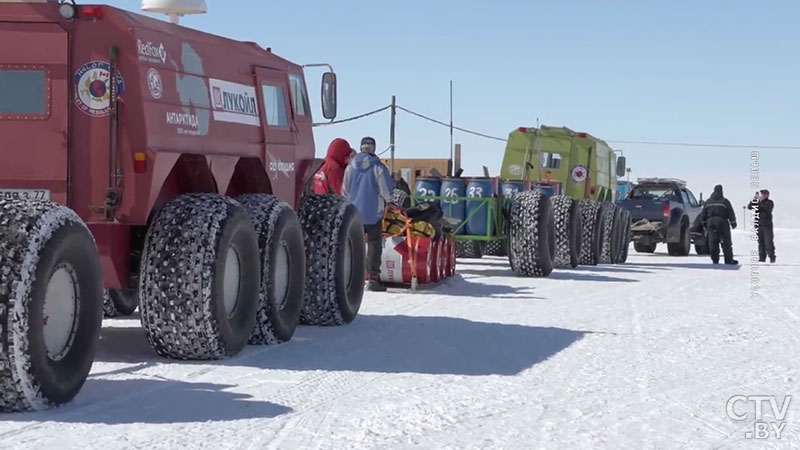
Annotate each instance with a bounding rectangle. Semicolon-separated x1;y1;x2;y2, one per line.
699;184;738;265
392;172;411;196
747;189;775;262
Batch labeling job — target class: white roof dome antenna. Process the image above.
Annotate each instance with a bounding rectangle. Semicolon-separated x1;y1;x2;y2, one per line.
141;0;207;25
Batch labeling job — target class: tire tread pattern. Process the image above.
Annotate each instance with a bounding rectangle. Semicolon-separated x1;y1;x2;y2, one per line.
552;196;582;269
139;194;254;360
298;194;357;326
508;191;554;277
0;199;92;412
579;200;602;266
599;203;618;264
237;194;297;345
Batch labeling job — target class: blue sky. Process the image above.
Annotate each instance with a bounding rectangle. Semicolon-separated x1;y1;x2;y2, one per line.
107;1;798;198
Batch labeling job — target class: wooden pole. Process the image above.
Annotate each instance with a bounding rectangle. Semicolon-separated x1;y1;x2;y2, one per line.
449;80;453;176
454;143;462;175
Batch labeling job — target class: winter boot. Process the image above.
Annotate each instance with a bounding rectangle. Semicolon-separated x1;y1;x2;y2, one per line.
770;256;776;263
725;259;739;265
368;279;387;292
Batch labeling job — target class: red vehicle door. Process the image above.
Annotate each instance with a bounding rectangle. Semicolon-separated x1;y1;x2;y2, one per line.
254;66;298;205
0;22;68;205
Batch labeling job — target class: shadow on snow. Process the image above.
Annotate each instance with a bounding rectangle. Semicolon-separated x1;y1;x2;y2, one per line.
94;315;588;378
625;262;741;271
0;378;292;424
420;275;543;299
545;271;640;283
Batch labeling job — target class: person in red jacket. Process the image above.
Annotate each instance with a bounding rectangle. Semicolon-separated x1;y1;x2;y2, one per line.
313;138;355;195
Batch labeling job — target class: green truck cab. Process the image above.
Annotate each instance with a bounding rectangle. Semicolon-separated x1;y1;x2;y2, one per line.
499;126;626;201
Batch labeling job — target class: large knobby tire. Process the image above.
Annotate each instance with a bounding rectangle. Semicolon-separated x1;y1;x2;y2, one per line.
103;289;138;318
552;196;582;269
668;220;691;256
238;194;305;345
0;200;103;412
484;239;507;257
611;207;629;264
634;242;657;253
578;199;603;266
618;209;632;263
599;203;620;264
456;240;484;259
299;194;365;326
508;191;555;277
139;194;260;360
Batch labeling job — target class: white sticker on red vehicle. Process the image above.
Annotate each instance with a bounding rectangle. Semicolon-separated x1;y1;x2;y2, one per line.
138;40;168;65
147;68;163;99
166;111;202;135
570;164;588;183
267;152;296;177
209;78;260;126
74;61;125;117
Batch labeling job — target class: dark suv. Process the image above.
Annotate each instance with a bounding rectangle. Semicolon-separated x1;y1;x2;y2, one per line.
618;178;705;256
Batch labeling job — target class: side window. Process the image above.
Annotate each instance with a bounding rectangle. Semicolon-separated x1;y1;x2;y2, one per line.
0;69;47;116
288;74;309;117
261;84;288;127
685;189;698;207
680;189;691;206
540;152;562;169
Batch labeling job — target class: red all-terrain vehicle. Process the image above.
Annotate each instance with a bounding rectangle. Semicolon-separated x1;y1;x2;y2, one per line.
0;1;366;412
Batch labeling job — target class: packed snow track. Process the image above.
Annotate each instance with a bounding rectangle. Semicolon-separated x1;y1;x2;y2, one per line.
1;230;798;449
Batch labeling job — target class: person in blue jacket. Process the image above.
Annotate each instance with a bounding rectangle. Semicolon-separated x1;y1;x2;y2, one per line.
342;136;394;291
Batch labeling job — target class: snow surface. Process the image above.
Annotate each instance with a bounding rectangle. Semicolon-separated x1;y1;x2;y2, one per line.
1;229;798;449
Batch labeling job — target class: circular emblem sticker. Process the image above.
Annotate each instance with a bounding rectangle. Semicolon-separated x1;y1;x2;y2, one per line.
75;61;125;117
147;68;163;99
570;164;588;183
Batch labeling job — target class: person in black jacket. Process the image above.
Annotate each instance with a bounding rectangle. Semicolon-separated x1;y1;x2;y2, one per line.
747;189;775;263
392;172;411;196
698;184;738;265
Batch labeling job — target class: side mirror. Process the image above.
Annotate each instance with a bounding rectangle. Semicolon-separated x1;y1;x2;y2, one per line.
321;72;337;120
616;156;627;177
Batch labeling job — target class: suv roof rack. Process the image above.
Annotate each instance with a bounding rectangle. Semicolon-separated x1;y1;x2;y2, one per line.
636;177;687;187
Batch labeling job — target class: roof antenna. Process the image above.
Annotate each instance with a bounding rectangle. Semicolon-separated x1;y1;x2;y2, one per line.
141;0;207;25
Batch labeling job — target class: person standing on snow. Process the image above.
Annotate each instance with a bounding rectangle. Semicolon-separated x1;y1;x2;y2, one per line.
342;136;394;292
748;189;776;263
312;138;355;195
698;184;738;265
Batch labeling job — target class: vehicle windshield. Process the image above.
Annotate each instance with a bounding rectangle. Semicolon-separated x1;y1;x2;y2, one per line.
629;185;676;201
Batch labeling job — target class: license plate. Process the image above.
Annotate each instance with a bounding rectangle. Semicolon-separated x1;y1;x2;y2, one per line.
0;189;51;201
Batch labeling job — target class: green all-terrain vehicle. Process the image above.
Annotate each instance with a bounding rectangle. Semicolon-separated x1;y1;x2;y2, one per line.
495;126;632;268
